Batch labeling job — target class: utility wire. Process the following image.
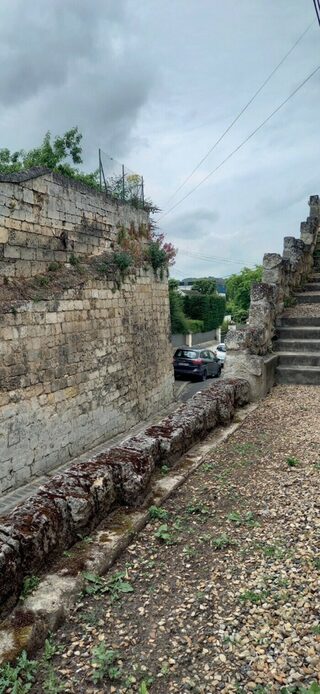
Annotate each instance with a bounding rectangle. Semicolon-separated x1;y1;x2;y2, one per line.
158;61;320;222
179;250;249;266
313;0;320;25
165;20;315;205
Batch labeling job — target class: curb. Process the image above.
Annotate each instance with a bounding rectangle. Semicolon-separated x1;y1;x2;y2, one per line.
0;402;257;665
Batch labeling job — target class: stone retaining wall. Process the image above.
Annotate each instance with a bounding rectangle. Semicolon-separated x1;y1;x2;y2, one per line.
225;196;320;399
0;378;250;617
0;269;173;494
0;169;148;280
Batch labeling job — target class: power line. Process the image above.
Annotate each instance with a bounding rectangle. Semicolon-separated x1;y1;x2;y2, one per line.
158;61;320;222
165;20;315;205
313;0;320;25
179;250;249;266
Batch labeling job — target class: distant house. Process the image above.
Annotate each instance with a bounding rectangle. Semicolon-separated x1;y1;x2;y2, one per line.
178;276;226;296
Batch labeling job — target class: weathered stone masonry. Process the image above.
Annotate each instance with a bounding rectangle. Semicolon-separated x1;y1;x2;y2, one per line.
0;171;174;494
0;168;148;279
225;196;320;399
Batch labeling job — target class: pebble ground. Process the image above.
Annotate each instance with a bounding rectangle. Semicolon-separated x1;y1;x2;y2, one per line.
7;385;320;694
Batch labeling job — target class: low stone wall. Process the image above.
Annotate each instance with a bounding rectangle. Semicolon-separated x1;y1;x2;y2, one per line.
0;378;250;617
225;196;320;399
0;168;148;280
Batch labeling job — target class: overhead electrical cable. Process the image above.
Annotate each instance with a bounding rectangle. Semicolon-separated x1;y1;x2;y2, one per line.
179;250;249;266
158;61;320;222
165;19;315;205
313;0;320;25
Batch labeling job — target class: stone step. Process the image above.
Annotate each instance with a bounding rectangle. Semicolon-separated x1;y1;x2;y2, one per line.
276;365;320;385
309;273;320;280
277;326;320;339
294;292;320;304
277;351;320;367
303;283;320;291
275;338;320;352
281;315;320;327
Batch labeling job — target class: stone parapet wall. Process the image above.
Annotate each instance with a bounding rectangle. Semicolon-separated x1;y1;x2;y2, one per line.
0;270;174;495
0;169;148;280
0;378;249;617
225;196;320;399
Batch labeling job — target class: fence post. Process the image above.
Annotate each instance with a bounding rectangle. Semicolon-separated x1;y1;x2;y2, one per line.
141;176;144;206
98;149;102;192
122;165;125;201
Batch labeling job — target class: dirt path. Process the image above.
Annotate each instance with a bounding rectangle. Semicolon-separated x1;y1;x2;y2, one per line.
3;385;320;694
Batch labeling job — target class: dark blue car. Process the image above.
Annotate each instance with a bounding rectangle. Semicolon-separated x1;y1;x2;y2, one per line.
173;348;222;381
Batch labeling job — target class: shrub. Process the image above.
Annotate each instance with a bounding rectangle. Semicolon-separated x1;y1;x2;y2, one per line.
184;293;226;331
113;251;133;274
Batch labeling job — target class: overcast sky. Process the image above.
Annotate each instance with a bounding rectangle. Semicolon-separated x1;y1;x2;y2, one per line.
0;0;319;279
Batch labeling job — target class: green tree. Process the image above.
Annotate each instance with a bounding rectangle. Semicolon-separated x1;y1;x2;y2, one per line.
0;128;100;189
226;266;262;324
191;277;216;294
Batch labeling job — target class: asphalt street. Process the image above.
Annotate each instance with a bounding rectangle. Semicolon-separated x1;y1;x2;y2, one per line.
174;371;224;403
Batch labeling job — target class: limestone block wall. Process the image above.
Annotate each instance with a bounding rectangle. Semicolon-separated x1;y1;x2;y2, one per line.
0;169;148;280
0;270;174;494
225;196;320;399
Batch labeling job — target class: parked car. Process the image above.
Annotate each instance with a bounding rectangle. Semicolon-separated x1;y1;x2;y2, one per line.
173;348;222;381
215;343;226;366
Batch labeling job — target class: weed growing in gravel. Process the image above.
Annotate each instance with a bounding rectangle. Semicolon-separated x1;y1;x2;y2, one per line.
139;681;151;694
202;462;214;471
80;609;101;625
233;442;258;456
91;644;122;684
212;533;233;550
21;574;40;599
182;545;197;558
258;543;286;559
239;589;270;604
148;505;169;520
0;650;37;693
186;501;210;516
227;511;259;527
311;625;320;634
312;557;320;570
43;636;63;661
160;464;170;476
82;570;134;601
286;456;300;467
43;665;64;693
154;524;174;544
280;684;320;693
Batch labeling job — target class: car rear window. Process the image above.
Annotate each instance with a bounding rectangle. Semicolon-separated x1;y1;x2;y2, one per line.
175;350;198;359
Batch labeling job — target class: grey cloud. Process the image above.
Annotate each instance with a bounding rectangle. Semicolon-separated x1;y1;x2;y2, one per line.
164;209;220;239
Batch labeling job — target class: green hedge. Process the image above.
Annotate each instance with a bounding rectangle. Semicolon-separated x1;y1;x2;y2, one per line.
184;293;226;331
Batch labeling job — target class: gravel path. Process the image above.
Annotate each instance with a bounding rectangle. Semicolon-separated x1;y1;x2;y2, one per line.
4;385;320;694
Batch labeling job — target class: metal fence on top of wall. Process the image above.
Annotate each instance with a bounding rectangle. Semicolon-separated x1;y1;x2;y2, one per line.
99;149;145;209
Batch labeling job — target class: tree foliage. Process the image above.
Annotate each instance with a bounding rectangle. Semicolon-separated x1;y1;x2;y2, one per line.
0;127;99;190
191;277;216;295
226;266;263;324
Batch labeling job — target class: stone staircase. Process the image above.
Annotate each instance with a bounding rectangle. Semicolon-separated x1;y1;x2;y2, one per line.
275;244;320;384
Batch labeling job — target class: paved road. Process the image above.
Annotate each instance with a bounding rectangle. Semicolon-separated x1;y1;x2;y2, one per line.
175;371;224;403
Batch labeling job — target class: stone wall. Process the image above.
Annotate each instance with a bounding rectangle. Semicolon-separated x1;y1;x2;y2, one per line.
0;269;174;495
0;378;249;617
0;168;148;280
225;196;320;399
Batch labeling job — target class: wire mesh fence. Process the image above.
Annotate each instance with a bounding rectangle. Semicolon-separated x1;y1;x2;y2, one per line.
99;149;144;208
